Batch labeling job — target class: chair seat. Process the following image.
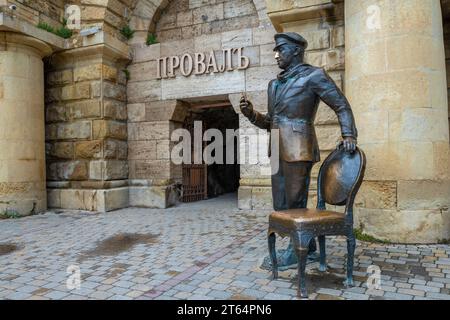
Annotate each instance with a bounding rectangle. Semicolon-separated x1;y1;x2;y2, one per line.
269;208;346;233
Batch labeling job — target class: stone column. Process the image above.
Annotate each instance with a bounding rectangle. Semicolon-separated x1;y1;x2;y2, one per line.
346;0;450;243
0;32;52;217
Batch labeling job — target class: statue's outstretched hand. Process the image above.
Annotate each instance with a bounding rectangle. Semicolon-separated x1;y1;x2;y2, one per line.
240;95;254;119
342;137;357;153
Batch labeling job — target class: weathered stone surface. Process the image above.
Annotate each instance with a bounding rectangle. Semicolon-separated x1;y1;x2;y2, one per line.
46;121;92;140
61;83;91;101
193;3;224;24
355;181;397;210
133;44;161;63
104;100;127;121
104;139;128;160
245;65;278;92
224;0;256;19
397;180;450;211
355;208;450;244
127;80;162;103
93;120;127;140
221;28;253;48
74;64;102;82
129;186;177;208
128;141;157;160
162;70;245;100
194;33;222;52
251;186;273;209
47;70;73;86
75;140;103;159
129;160;173;180
47;142;74;159
48;161;89;181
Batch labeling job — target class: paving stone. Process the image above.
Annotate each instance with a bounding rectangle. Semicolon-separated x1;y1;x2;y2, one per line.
0;195;449;301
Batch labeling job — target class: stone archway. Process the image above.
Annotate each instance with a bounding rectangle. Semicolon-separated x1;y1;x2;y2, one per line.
127;0;271;45
125;0;279;209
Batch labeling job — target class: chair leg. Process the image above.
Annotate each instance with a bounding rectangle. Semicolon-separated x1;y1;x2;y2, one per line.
295;247;308;299
268;232;278;279
318;235;327;272
345;234;356;287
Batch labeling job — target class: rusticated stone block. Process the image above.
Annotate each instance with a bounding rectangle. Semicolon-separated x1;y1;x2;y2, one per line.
104;100;127;121
47;142;74;159
104;139;128;160
128;141;157;160
92;120;127;140
224;0;256;19
74;64;102;82
129;185;178;208
47;69;73;86
127;80;162;103
245;65;279;92
251;186;273;209
355;181;398;210
48;161;89;181
129;160;172;180
102;82;126;101
75;140;103;159
68;100;102;120
397;180;450;211
104;161;128;180
128;103;146;122
132;44;161;63
61;83;91;101
193;3;224;24
46;121;92;140
354;208;450;244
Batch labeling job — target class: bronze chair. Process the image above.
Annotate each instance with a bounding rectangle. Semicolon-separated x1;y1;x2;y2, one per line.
268;145;366;298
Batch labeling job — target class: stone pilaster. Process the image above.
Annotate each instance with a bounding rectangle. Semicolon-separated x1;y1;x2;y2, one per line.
346;0;450;243
45;38;131;212
0;32;52;216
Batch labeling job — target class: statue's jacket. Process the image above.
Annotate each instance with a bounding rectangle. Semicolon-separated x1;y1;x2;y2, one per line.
251;64;358;163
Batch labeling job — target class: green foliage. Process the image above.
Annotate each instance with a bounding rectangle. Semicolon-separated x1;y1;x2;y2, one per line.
438;239;450;244
354;228;391;244
1;209;20;219
123;69;130;81
55;27;73;39
37;20;73;39
120;25;135;40
37;22;55;33
146;33;158;45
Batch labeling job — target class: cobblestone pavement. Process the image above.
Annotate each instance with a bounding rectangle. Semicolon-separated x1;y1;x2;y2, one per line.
1;194;449;300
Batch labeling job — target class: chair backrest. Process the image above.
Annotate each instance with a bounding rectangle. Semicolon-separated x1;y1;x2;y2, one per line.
317;146;366;207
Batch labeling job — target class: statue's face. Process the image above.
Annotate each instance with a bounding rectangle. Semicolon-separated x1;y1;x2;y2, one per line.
274;44;300;69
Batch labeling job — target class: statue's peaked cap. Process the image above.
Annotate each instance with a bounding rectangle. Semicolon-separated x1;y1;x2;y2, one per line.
274;32;308;50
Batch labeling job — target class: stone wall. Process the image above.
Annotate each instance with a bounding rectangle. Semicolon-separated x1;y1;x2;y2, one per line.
345;0;450;243
45;46;130;211
1;0;65;30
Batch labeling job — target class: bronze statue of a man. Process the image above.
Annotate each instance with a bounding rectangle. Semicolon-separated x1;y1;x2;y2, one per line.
240;32;358;270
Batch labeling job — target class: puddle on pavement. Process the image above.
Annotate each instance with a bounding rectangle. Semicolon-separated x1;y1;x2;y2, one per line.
79;233;159;260
0;243;20;256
